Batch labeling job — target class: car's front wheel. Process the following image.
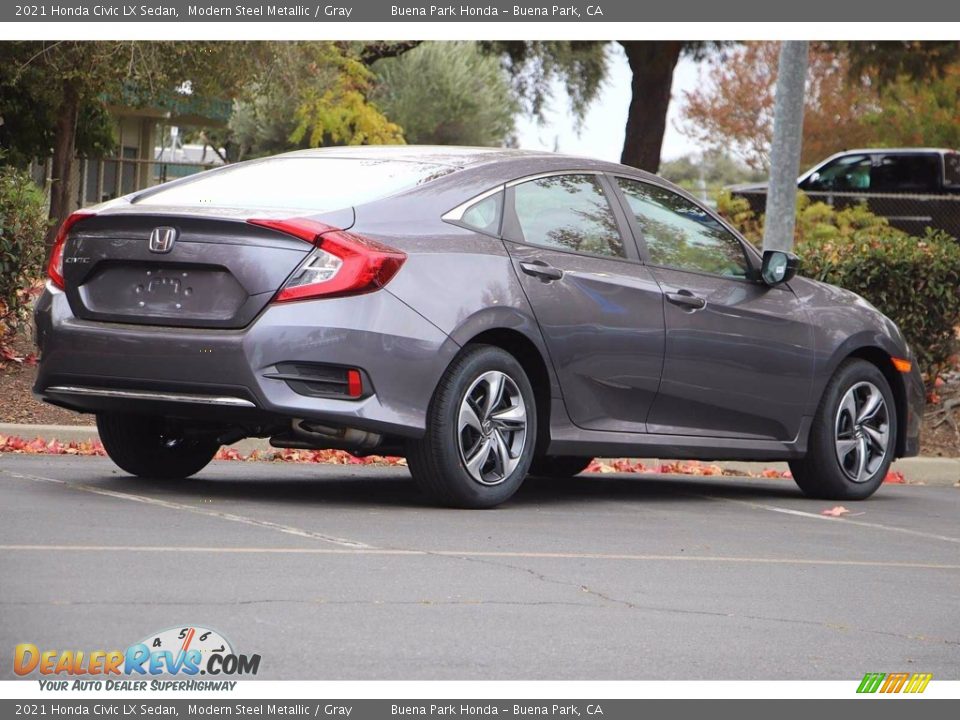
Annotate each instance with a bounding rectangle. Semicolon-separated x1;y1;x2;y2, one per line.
96;414;219;480
406;345;537;508
790;359;897;500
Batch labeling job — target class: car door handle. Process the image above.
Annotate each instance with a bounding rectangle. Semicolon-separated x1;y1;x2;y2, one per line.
519;261;563;281
665;290;706;311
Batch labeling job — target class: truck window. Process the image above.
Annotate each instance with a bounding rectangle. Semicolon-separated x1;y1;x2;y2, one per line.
871;154;940;193
944;153;960;188
802;155;871;192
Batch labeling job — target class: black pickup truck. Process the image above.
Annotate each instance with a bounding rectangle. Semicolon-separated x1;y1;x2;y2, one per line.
730;148;960;239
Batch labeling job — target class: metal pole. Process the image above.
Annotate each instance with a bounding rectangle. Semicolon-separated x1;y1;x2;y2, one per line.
762;41;809;252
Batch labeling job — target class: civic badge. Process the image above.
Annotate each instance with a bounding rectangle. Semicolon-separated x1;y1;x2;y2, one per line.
148;227;178;254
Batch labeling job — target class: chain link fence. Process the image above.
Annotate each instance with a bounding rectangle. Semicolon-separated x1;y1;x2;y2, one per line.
731;189;960;240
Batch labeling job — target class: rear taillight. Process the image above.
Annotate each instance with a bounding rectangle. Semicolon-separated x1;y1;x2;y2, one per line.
47;211;95;290
248;218;406;303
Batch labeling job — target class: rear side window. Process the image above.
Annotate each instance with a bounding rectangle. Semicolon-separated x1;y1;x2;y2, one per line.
136;157;452;212
510;175;625;258
460;192;503;235
871;154;940;193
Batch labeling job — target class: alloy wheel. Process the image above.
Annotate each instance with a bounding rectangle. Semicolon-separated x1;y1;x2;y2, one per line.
834;381;890;483
457;370;528;486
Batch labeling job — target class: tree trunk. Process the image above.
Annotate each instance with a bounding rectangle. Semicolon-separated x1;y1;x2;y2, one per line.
46;82;81;251
618;41;684;173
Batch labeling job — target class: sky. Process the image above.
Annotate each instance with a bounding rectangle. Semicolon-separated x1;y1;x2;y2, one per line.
514;44;704;163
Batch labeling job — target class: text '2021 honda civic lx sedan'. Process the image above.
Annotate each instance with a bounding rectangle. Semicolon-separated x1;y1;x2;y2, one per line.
34;146;924;508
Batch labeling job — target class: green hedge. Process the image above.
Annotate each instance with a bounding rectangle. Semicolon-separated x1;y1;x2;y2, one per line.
0;164;49;345
717;192;960;385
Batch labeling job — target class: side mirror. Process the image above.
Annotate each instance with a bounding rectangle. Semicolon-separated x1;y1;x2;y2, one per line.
760;250;799;286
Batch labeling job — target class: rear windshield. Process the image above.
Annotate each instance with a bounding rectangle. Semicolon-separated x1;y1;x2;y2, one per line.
135;156;453;212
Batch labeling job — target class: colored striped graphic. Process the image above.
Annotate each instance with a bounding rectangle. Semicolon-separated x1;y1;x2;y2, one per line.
857;672;932;694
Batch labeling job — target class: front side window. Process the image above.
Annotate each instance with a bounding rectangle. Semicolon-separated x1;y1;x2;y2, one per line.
511;175;625;258
803;154;872;191
616;178;750;278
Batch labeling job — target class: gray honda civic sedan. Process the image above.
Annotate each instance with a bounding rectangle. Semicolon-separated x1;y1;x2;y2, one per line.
34;146;924;508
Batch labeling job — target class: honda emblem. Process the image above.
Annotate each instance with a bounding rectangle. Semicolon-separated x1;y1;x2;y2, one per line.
148;227;178;254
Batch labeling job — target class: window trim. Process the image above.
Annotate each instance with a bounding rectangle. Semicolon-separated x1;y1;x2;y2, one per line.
608;173;765;283
501;170;639;263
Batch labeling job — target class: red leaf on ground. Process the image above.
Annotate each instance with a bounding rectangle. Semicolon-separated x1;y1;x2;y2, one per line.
883;470;906;484
821;505;851;517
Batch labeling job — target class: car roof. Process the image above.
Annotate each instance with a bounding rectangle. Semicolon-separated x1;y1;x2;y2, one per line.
280;145;654;178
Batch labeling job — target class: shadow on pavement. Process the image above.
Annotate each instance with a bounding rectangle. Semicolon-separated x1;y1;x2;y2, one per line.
75;463;899;510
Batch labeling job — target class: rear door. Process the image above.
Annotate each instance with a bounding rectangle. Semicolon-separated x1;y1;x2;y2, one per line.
502;172;664;433
611;177;815;441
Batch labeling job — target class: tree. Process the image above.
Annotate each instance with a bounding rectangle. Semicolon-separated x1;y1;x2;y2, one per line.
680;41;960;173
0;41;253;245
227;42;404;160
659;150;764;190
0;42;413;240
372;42;518;147
864;63;960;149
483;41;725;173
481;41;608;127
680;43;878;172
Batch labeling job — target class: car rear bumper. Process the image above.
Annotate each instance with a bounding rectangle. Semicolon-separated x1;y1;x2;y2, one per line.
33;285;458;438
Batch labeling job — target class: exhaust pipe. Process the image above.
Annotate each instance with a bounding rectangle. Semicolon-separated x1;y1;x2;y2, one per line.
270;419;382;451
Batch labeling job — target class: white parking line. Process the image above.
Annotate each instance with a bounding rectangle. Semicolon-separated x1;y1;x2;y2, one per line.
696;493;960;544
1;469;373;550
1;544;959;570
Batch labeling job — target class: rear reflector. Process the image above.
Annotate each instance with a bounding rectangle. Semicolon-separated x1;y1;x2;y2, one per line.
48;211;95;290
891;357;912;373
248;218;406;302
347;369;363;398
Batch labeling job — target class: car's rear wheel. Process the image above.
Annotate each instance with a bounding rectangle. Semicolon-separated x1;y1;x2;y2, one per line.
528;455;594;478
406;345;536;508
96;414;219;480
790;359;897;500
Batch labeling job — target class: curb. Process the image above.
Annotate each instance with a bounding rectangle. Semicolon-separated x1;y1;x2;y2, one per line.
1;423;958;486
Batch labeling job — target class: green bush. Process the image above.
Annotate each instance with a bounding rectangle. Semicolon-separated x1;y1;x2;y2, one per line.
0;164;49;345
717;191;960;384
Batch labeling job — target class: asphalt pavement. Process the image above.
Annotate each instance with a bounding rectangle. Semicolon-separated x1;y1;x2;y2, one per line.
1;454;958;680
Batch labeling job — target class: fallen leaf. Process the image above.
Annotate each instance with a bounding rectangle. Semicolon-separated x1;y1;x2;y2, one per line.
821;505;852;517
883;471;906;484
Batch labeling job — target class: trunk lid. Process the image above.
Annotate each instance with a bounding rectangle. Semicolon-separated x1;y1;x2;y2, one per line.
61;208;350;328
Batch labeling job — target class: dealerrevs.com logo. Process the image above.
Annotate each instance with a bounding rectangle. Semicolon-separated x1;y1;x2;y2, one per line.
14;626;261;690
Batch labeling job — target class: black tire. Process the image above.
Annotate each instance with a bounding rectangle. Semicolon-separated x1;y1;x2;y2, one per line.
789;359;897;500
406;344;537;508
528;455;594;478
96;414;218;480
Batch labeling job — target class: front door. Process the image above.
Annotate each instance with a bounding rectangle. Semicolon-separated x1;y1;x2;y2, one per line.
503;173;665;433
612;177;815;441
